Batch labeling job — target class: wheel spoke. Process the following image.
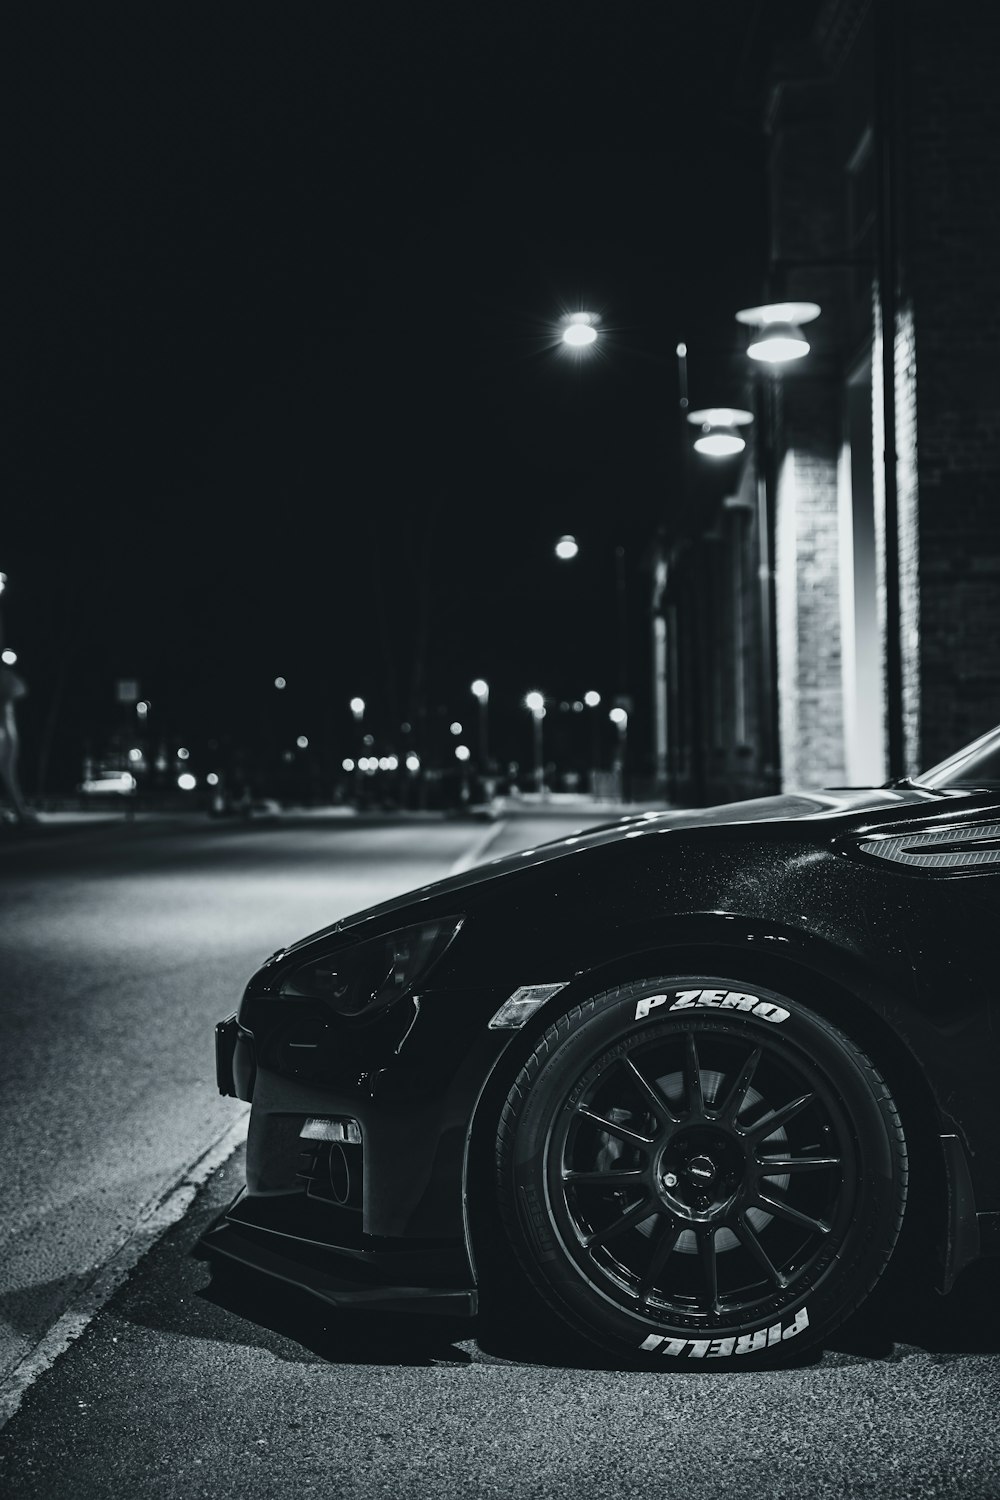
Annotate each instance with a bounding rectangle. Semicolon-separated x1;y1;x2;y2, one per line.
576;1107;655;1151
583;1196;657;1249
734;1215;788;1289
563;1167;646;1186
684;1032;705;1118
746;1091;815;1143
719;1046;762;1123
623;1056;678;1125
697;1226;720;1315
757;1155;841;1175
755;1188;831;1237
638;1220;683;1302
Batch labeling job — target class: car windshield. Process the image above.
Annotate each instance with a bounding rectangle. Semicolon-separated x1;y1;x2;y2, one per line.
916;722;1000;790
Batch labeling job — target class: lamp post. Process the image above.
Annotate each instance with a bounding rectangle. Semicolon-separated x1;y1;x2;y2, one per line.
609;706;628;802
524;691;546;795
471;679;490;768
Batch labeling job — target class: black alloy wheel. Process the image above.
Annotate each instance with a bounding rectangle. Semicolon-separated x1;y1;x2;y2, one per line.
497;976;908;1365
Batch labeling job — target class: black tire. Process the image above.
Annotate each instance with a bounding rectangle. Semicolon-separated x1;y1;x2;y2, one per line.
496;975;908;1366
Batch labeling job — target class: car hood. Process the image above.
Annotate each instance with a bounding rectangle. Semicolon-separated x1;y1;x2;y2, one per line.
282;784;937;955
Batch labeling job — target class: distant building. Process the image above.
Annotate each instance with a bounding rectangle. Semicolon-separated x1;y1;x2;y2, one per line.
663;0;1000;800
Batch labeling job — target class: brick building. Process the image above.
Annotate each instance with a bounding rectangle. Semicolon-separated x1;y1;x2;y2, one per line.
662;0;1000;800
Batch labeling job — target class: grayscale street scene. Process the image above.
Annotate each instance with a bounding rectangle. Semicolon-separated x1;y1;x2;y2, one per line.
5;0;1000;1495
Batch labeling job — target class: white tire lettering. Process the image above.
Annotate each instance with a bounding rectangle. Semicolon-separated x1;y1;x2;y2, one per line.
634;993;669;1020
641;1307;810;1357
752;1001;791;1024
782;1307;810;1339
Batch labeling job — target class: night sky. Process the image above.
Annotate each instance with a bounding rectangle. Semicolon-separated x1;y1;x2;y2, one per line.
8;3;821;786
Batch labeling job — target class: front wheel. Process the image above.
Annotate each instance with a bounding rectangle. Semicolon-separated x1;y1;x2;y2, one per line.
496;976;908;1365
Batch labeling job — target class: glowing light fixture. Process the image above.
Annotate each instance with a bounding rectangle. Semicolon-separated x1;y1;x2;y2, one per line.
406;753;420;771
609;707;628;726
349;697;365;718
1;649;17;666
274;677;286;690
471;679;489;701
296;735;309;749
525;691;545;716
207;773;220;786
561;312;598;348
450;721;463;736
177;772;197;791
176;747;190;761
554;535;579;560
584;690;601;708
455;744;471;762
735;301;820;364
687;407;754;458
342;757;356;772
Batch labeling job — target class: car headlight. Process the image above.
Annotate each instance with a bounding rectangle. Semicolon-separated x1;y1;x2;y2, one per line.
278;916;464;1016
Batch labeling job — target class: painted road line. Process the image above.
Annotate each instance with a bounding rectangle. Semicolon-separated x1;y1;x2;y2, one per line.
0;1109;250;1433
448;820;507;875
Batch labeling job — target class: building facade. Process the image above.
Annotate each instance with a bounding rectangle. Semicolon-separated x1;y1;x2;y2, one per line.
663;0;1000;801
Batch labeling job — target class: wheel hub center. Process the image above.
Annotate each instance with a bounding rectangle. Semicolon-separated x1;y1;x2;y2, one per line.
656;1127;746;1219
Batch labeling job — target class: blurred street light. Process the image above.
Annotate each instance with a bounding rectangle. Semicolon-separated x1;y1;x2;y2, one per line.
1;650;17;666
687;407;754;458
342;757;355;772
560;312;599;349
349;697;365;719
525;692;546;795
449;721;463;735
177;773;197;791
455;744;471;762
471;679;490;766
274;677;286;690
609;706;629;801
735;301;820;364
554;535;579;560
584;689;601;708
296;735;309;749
176;747;190;761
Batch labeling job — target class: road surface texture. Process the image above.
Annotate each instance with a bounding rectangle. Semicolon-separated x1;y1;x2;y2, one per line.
1;808;998;1498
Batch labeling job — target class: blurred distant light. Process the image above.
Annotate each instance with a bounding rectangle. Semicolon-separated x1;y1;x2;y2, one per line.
401;720;412;733
1;649;17;665
176;747;190;760
378;756;392;771
688;407;753;459
449;721;463;736
0;574;6;595
676;342;687;358
561;312;598;348
609;707;628;726
362;733;374;747
572;700;584;712
471;679;489;701
554;535;579;560
128;747;143;762
136;700;149;718
525;691;544;714
736;301;820;365
455;744;471;762
349;696;365;718
207;772;220;786
385;754;399;771
296;735;309;749
406;753;421;772
342;757;356;772
177;772;197;791
274;677;286;690
584;690;601;708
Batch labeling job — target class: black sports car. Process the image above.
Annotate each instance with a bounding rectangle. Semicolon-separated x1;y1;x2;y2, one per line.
200;723;1000;1365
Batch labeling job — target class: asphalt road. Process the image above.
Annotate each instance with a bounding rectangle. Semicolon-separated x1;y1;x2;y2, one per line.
1;807;999;1498
0;807;572;1389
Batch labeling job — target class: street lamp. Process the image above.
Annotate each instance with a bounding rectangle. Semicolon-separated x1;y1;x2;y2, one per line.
524;691;546;795
687;407;754;457
609;706;628;802
560;312;599;349
471;678;490;766
735;301;821;364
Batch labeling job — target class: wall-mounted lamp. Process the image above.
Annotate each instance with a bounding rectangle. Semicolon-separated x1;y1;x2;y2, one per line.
687;407;754;458
735;301;821;364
